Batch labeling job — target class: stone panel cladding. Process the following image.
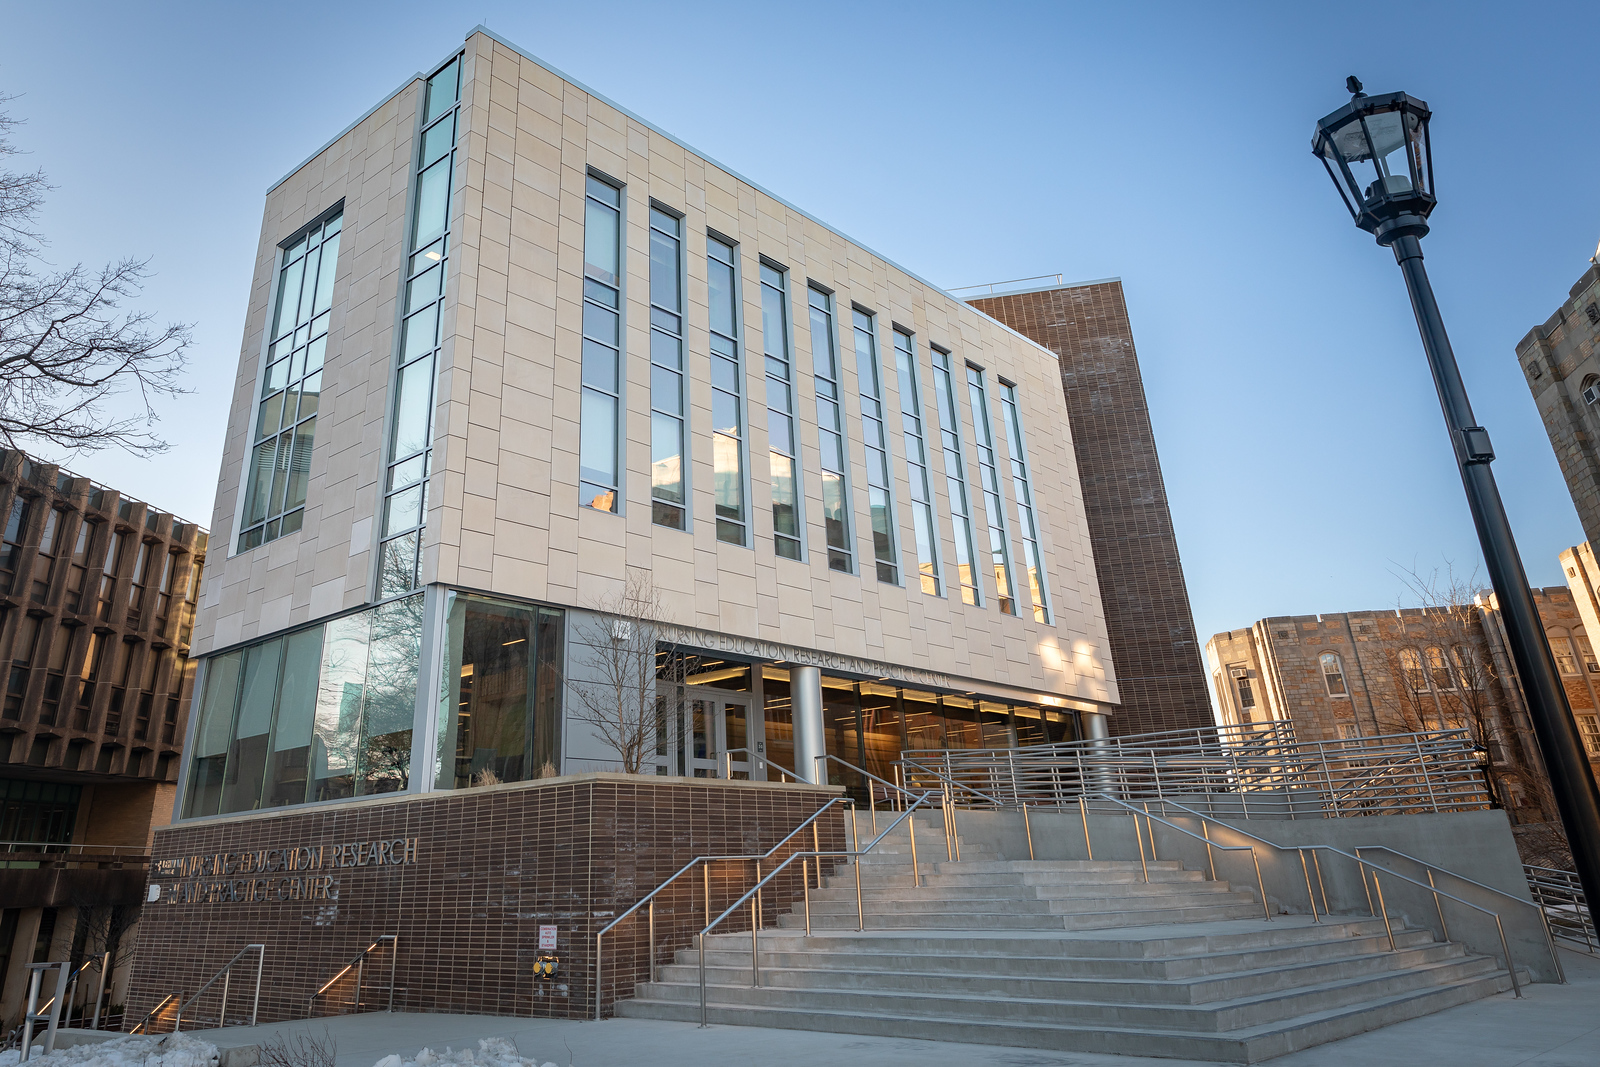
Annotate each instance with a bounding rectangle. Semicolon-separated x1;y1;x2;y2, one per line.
0;449;204;782
1518;260;1600;543
968;282;1210;735
126;774;844;1025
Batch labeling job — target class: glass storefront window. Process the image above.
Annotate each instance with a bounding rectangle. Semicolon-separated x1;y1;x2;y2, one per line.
761;667;793;778
435;594;563;789
941;695;982;750
901;688;945;751
182;593;426;818
859;682;903;786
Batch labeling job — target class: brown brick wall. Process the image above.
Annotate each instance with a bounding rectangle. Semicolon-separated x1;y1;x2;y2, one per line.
126;774;844;1025
970;283;1210;735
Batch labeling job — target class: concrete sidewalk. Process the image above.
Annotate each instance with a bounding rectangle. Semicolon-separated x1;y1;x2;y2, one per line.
154;947;1600;1067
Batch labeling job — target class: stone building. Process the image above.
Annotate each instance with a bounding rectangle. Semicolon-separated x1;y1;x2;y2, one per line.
965;279;1211;736
1204;587;1600;821
126;27;1143;1024
1517;246;1600;544
0;450;206;1030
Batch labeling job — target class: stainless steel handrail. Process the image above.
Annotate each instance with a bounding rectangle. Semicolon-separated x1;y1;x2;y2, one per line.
592;795;847;1020
1353;845;1564;982
307;934;399;1017
1523;864;1595;954
692;792;940;1026
1088;794;1272;920
174;944;266;1031
1142;798;1526;997
129;992;180;1035
718;748;797;782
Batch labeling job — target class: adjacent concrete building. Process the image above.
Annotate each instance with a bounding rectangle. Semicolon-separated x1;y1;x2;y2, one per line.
0;450;205;1031
1518;246;1600;544
967;279;1210;736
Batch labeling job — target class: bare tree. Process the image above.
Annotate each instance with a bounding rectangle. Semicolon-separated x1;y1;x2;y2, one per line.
0;98;190;457
569;572;681;774
1372;563;1554;819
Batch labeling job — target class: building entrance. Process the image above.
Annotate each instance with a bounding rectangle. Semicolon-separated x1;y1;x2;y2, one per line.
654;687;758;779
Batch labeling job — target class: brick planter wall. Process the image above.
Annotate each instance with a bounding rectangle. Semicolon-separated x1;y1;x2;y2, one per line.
126;773;844;1026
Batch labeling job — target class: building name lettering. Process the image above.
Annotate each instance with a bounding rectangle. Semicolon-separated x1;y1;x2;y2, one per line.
153;837;419;906
660;625;957;691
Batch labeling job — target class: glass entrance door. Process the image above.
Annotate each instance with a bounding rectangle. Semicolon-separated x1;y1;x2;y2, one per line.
655;688;756;778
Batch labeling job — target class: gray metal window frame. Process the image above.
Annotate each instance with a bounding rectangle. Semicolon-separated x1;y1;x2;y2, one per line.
579;168;628;516
893;327;944;597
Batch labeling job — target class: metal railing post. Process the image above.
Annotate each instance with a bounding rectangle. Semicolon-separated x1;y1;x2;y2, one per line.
1133;812;1149;883
1201;821;1216;880
1298;849;1319;922
1372;871;1396;951
92;950;109;1031
648;901;657;984
1250;848;1272;922
750;896;760;988
1495;914;1523;998
908;810;920;887
1022;803;1034;861
803;859;812;935
1426;869;1449;941
594;930;604;1022
1079;795;1093;860
384;937;395;1015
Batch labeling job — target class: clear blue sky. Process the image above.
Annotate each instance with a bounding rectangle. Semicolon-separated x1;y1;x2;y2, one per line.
1;1;1595;650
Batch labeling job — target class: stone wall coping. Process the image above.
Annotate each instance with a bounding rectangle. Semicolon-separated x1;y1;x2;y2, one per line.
165;771;844;834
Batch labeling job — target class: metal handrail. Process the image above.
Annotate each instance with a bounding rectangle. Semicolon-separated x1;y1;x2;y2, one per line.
1524;864;1595;954
718;748;797;782
307;935;399;1017
693;792;940;1026
1353;845;1564;982
1088;794;1272;920
129;992;180;1035
1140;798;1526;997
592;795;848;1020
173;944;266;1031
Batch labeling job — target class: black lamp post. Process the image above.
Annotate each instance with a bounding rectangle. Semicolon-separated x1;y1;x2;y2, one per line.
1313;77;1600;917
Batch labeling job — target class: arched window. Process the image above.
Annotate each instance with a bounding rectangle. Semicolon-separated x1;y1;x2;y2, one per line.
1320;652;1347;697
1451;645;1482;689
1426;647;1454;690
1576;633;1598;673
1400;648;1427;692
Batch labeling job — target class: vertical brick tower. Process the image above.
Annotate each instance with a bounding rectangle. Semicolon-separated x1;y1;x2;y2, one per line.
969;280;1211;734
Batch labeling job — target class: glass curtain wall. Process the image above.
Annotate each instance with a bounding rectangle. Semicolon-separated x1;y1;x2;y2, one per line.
965;366;1017;615
436;594;564;789
892;330;941;596
239;212;339;551
580;176;624;512
930;349;981;605
852;311;898;584
809;289;853;572
377;56;461;596
649;208;686;529
1000;383;1050;623
707;238;747;545
760;267;802;559
183;595;425;817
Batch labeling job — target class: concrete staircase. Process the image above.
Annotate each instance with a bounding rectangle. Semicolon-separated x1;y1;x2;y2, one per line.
615;815;1523;1062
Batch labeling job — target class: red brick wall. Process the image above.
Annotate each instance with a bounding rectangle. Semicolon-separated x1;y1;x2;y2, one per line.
971;283;1211;735
126;774;844;1025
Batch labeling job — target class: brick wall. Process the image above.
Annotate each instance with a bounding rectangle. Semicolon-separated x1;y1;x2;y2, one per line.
970;282;1211;734
126;773;843;1025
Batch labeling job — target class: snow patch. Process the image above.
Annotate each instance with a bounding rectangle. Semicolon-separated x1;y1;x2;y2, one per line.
378;1037;555;1067
0;1033;218;1067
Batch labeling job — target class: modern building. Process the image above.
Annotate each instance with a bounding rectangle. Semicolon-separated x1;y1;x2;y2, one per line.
1204;587;1600;821
966;279;1211;736
124;27;1151;1023
0;450;205;1031
1517;244;1600;544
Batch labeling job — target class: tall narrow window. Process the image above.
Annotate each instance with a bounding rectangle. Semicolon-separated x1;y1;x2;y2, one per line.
580;175;623;514
97;530;125;621
377;55;460;597
966;366;1016;615
760;266;802;559
66;520;95;612
1452;644;1483;689
809;288;852;572
1320;652;1347;696
29;509;61;603
930;348;980;605
240;212;338;551
1426;646;1454;689
999;383;1050;622
648;208;686;529
1235;674;1256;710
0;496;29;593
707;237;746;545
853;310;898;583
893;331;941;596
127;540;154;625
1400;647;1428;691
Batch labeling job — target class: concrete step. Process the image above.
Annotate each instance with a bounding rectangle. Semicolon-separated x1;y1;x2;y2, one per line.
806;879;1236;901
660;940;1471;1005
797;888;1257;915
615;967;1519;1063
777;900;1266;930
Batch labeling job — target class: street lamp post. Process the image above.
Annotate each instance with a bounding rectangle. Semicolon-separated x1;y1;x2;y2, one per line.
1313;77;1600;919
